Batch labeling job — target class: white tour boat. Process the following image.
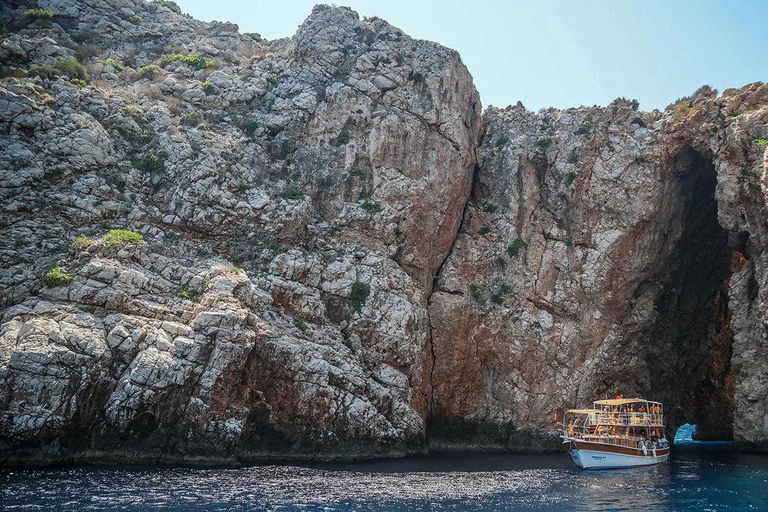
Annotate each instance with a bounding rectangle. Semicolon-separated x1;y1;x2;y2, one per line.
558;397;670;469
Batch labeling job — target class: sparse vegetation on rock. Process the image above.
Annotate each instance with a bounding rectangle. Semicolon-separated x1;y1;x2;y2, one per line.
28;59;88;81
104;229;144;244
350;281;371;313
43;267;72;287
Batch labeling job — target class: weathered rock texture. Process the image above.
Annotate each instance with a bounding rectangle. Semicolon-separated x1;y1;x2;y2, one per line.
0;0;766;464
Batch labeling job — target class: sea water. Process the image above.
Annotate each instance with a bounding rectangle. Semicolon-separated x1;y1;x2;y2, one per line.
1;444;766;511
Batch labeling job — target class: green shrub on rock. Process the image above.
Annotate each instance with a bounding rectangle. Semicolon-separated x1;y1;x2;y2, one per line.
280;187;303;200
69;236;93;252
23;9;54;21
103;59;124;72
43;267;72;287
133;154;165;174
243;119;260;136
176;290;197;302
104;229;144;244
507;237;526;258
360;200;381;213
350;281;370;313
468;283;483;303
149;0;182;14
159;53;214;70
28;59;88;81
574;125;591;136
138;64;162;78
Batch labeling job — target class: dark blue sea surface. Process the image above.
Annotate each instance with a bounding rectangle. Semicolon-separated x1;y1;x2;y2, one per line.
2;444;767;511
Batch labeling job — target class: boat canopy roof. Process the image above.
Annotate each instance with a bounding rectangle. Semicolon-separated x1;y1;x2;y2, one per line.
593;398;661;405
565;409;600;414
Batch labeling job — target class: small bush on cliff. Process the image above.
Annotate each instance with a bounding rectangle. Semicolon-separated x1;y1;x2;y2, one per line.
149;0;182;14
409;71;426;84
535;135;553;149
103;59;124;72
567;150;579;164
28;59;88;81
490;283;510;305
360;200;381;213
180;110;204;126
350;281;371;313
631;117;647;128
566;172;577;185
468;283;483;303
666;85;718;121
574;125;591;136
267;242;287;255
507;237;526;258
43;267;72;287
138;64;162;78
294;318;309;332
243;120;260;136
24;9;54;21
480;226;492;235
333;132;351;146
104;229;144;244
176;290;197;302
133;154;165;175
280;187;303;200
159;53;215;70
749;139;768;146
491;136;509;156
482;203;498;214
69;236;93;252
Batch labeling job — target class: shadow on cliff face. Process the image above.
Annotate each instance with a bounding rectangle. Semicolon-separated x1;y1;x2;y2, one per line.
645;146;738;442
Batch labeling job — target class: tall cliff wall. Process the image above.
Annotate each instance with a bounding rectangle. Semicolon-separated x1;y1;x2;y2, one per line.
0;0;765;464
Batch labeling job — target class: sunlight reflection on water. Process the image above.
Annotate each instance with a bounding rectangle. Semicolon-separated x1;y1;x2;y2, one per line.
1;447;767;511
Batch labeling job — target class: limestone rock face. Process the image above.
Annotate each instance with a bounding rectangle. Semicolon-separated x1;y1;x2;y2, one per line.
1;0;767;465
0;0;479;463
429;87;768;450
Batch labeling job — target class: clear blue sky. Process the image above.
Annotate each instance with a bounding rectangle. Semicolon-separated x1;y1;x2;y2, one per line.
174;0;767;111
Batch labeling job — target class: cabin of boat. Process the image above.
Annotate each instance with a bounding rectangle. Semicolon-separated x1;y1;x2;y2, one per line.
559;398;670;469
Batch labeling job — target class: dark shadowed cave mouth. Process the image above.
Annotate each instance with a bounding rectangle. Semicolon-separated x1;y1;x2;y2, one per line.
644;146;742;443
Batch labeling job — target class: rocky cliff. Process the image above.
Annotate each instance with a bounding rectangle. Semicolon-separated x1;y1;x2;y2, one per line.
0;0;766;465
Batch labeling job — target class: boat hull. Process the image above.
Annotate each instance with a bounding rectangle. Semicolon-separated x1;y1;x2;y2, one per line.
567;439;669;469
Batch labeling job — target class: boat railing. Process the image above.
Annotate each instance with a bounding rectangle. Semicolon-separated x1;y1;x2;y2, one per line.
593;412;663;427
563;430;669;450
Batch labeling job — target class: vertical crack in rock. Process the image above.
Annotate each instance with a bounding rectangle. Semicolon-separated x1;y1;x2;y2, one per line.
424;161;481;444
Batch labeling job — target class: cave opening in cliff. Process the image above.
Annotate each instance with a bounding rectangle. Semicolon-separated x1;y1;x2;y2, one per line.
645;146;738;443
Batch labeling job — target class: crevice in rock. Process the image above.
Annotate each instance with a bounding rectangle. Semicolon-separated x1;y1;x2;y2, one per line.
423;160;481;446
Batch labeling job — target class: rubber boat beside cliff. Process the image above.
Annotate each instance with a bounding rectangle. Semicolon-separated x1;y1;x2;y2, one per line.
558;398;670;469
